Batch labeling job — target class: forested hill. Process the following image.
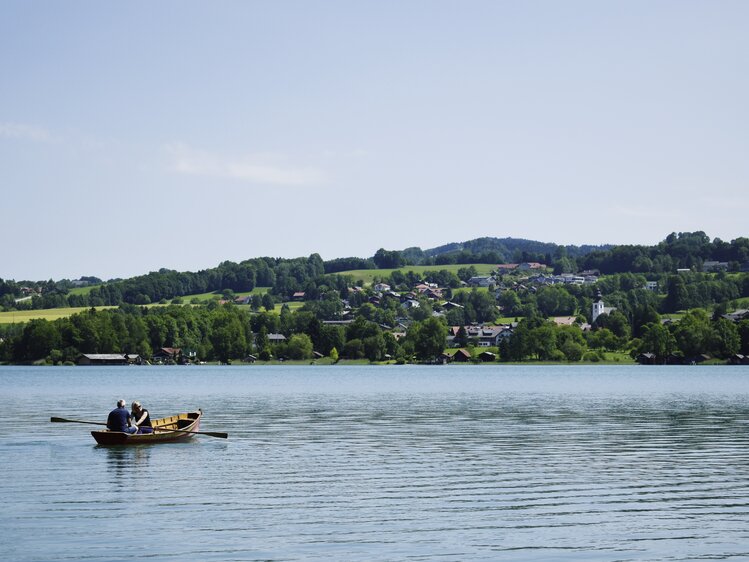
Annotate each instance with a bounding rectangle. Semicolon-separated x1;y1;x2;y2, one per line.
418;237;608;263
323;236;610;273
1;231;748;311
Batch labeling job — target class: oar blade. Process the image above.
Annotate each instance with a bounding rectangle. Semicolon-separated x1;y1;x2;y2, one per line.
50;417;106;426
206;432;228;439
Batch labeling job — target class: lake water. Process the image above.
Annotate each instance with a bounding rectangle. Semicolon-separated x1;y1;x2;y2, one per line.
2;365;749;561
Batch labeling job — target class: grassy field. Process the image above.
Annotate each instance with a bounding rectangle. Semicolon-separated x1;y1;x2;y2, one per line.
181;287;270;303
0;306;119;324
337;263;497;285
0;295;302;324
68;285;101;296
451;286;490;297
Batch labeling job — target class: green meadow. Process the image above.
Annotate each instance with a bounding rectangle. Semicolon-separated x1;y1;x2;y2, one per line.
338;263;497;285
68;285;101;296
0;290;301;324
181;286;270;303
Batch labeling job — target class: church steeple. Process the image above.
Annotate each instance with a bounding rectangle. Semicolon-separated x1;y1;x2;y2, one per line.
592;289;605;323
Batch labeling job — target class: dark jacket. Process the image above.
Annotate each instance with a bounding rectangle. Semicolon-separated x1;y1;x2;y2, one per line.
106;406;131;431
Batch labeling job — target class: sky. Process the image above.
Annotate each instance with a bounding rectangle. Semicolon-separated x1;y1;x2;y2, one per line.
2;1;748;281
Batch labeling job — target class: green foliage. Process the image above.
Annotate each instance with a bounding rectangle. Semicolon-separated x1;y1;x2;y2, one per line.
638;322;677;361
286;334;314;360
536;286;577;317
407;317;448;361
373;248;404;269
583;351;604;362
711;318;740;358
560;340;585;361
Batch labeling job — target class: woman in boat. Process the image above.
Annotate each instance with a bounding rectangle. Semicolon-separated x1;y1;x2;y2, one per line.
131;401;154;434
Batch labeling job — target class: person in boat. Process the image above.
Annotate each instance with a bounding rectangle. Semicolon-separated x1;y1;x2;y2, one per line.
131;401;154;434
107;399;137;434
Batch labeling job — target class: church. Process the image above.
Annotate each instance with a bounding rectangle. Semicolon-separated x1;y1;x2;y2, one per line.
592;289;616;323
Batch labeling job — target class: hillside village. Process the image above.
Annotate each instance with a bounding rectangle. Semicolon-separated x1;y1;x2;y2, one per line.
2;233;749;366
10;259;747;367
70;262;600;365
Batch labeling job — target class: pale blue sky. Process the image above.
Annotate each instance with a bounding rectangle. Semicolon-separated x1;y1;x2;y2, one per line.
2;1;747;280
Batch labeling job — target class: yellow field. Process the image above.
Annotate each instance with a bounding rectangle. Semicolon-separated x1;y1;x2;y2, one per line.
0;306;118;324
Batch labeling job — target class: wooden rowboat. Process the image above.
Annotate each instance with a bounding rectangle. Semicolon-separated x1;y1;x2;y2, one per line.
91;410;202;445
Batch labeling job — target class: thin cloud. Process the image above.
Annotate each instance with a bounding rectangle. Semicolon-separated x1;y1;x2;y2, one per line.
0;122;54;142
166;143;325;187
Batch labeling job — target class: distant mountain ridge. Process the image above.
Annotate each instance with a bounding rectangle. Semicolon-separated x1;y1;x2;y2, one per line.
422;236;610;260
389;237;612;267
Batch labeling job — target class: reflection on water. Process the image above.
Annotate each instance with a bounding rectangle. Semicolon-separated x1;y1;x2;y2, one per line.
101;446;152;488
2;365;749;561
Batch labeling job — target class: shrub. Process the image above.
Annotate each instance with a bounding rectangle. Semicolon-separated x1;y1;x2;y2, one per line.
583;351;601;363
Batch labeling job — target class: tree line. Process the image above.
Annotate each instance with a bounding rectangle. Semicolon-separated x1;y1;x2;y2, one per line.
0;303;449;365
2;296;747;365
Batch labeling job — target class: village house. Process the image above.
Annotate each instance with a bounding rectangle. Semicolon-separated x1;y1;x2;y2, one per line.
703;261;729;272
551;316;577;326
467;276;495;287
496;264;518;274
448;325;513;347
152;347;182;364
722;309;749;322
552;317;591;330
412;282;439;295
77;353;129;366
517;262;546;271
451;349;472;362
559;274;585;285
423;288;443;300
322;319;354;326
729;354;749;365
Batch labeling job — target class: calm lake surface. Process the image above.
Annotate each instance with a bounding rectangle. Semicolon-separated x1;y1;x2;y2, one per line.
3;365;749;561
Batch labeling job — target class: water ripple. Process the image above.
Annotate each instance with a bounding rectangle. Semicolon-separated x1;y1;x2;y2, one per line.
3;365;749;561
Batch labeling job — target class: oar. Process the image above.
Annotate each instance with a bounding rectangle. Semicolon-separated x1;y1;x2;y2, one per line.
50;417;228;439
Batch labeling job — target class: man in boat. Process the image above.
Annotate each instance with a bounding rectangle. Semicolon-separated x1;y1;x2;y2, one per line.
106;399;137;434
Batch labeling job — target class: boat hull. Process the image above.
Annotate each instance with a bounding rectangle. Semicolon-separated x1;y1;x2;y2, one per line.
91;410;202;445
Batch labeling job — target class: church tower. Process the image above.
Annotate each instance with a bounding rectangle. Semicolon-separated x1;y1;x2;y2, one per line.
592;289;605;323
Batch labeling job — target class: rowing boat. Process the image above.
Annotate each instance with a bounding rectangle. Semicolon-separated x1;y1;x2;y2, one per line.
91;410;202;445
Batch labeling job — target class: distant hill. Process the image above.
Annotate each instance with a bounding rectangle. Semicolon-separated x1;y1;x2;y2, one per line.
395;237;611;266
424;236;610;259
3;232;748;312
